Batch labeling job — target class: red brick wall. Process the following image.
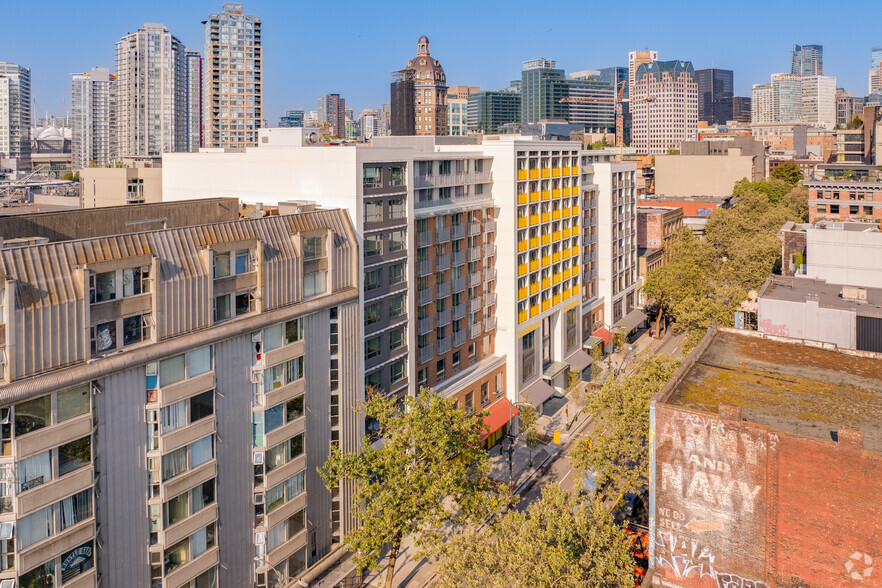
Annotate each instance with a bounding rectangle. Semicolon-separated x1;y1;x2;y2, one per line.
652;404;882;588
637;211;664;249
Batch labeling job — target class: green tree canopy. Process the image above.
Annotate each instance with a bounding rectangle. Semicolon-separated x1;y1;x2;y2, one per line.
846;115;863;130
320;390;504;588
435;485;634;588
770;162;804;185
571;354;681;497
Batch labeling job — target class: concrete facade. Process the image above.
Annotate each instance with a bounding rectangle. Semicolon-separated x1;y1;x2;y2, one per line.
79;163;163;208
655;149;757;197
650;327;882;588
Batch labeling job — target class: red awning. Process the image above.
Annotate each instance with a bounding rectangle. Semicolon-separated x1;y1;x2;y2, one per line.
480;398;519;441
592;328;612;344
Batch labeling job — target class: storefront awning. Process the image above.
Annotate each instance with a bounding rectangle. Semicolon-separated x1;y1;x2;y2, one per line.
616;309;647;333
591;328;612;345
480;398;519;441
567;350;593;373
543;361;569;380
583;335;604;349
522;378;557;407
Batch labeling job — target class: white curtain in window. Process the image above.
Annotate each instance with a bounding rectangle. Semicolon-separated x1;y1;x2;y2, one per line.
286;471;305;499
16;451;51;492
160;354;186;387
190;436;213;469
162;447;188;481
161;401;186;434
267;520;286;553
61;489;92;530
263;324;283;351
17;505;53;550
192;527;208;557
189;346;212;377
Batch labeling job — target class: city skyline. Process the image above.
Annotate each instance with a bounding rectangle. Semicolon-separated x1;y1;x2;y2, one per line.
2;0;881;125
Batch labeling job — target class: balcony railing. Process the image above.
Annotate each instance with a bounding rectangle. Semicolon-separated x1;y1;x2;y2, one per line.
469;322;483;339
437;281;451;299
418;287;433;306
484;219;497;233
437;308;451;327
436;254;451;271
484;268;497;282
484;243;496;257
453;251;466;266
469;247;482;262
469;272;482;288
418;259;433;278
418;316;434;336
484;317;497;332
468;222;481;236
452;303;466;321
484;292;497;307
437;336;451;354
453;278;467;293
453;329;466;348
418;345;434;364
413;170;493;189
469;297;482;313
436;227;451;243
452;225;466;240
417;232;433;247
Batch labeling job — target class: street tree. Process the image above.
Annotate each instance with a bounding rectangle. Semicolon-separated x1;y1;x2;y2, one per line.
770;162;804;185
519;402;541;467
435;484;634;588
571;354;681;498
320;389;504;588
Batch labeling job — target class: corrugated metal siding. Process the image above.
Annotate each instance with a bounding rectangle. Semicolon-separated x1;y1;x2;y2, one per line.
338;300;362;537
304;310;333;565
95;367;151;588
2;209;358;378
857;315;882;353
214;335;255;588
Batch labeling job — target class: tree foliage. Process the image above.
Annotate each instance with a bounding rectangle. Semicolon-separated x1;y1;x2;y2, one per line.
571;354;681;498
519;402;541;465
435;485;634;588
320;390;504;588
847;114;863;130
770;162;804;185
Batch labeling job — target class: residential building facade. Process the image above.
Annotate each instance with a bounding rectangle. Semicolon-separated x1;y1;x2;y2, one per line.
71;67;117;170
0;62;31;163
115;23;188;157
317;94;346;139
0;207;361;588
185;51;202;152
203;3;262;148
631;60;698;154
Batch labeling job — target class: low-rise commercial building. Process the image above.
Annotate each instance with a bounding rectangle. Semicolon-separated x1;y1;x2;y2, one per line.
806;168;882;223
0;205;361;588
778;220;882;287
638;196;733;237
655;137;766;197
637;206;683;262
79;158;162;207
650;327;882;588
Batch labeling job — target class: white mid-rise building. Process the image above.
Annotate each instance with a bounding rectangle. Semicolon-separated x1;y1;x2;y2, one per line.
751;73;837;129
801;75;837;129
71;67;117;169
0;62;31;163
631;59;698;154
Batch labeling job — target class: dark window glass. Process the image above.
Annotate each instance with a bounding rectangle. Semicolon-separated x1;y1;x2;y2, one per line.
59;436;91;476
189;391;214;423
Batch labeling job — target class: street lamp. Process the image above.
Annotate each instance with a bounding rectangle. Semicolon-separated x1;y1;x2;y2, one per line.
254;555;292;588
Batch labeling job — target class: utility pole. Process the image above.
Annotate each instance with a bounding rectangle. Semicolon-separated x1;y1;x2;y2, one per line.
506;434;516;488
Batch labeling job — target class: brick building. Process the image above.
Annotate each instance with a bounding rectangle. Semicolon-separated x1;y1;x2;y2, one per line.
650;327;882;588
637;206;684;262
806;175;882;223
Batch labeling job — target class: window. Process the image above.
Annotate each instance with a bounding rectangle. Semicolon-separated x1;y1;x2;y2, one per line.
388;230;406;253
390;167;404;186
264;357;304;392
389;294;405;317
522;332;536;381
214;294;231;322
235;249;251;274
566;308;578;352
162;435;214;481
163;491;189;527
122;267;145;297
18;505;53;550
364;201;383;222
363;166;381;189
164;537;190;574
365;370;381;392
236;290;255;315
190;391;214;423
160;354;187;387
15;395;51;436
190;346;213;377
303;270;327;297
214;252;231;279
389;263;405;285
267;471;305;513
60;488;93;530
389;326;405;350
191;523;216;558
60;540;94;583
17;450;52;492
365;302;381;326
390;358;405;383
365;337;382;360
364;269;381;291
268;509;306;552
389;198;405;218
464;392;474;414
266;433;305;472
92;271;116;303
303;237;325;260
364;235;382;257
91;320;117;354
436;358;446;381
58;384;90;422
58;436;91;476
481;382;489;407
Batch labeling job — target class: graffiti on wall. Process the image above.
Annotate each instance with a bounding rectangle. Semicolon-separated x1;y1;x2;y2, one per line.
715;573;770;588
759;319;789;337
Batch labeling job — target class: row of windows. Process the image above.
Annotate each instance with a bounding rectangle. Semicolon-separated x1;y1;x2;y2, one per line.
366;326;406;361
365;294;406;326
364;231;406;258
18;488;92;550
364;199;406;223
365;263;405;291
16;436;91;493
815;204;876;216
164;523;216;575
365;356;406;392
16;539;94;585
161;435;214;482
162;479;215;528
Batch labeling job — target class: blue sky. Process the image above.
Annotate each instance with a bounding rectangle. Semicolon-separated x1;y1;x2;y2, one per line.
3;0;880;123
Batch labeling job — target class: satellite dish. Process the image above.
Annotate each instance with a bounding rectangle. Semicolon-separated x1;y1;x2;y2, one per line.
306;132;318;144
748;290;758;300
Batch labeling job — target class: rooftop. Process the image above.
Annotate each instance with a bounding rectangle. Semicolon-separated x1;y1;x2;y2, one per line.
759;276;882;316
661;328;882;452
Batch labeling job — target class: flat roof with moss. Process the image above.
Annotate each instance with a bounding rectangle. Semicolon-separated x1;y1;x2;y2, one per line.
662;328;882;452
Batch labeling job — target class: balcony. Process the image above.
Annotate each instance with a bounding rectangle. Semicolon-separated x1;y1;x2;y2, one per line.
469;247;482;262
418;345;434;364
413;170;493;189
484;316;497;332
484;292;497;307
436;227;451;243
453;251;466;266
453;329;466;347
468;222;482;236
469;271;482;288
469;297;482;313
437;336;452;354
418;286;434;306
484;220;497;233
469;322;483;339
419;316;434;336
417;232;433;247
452;303;466;321
437;308;451;327
418;259;433;277
436;254;451;271
484;268;497;282
437;281;451;298
483;243;496;257
453;277;467;293
452;225;466;240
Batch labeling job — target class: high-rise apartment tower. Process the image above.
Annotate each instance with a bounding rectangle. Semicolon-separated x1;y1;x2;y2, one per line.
0;62;31;163
71;67;117;169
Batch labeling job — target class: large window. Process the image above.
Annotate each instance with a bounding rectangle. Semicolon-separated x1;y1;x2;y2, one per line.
58;436;91;477
266;433;305;472
389;166;405;186
267;470;306;513
16;450;52;492
17;488;94;550
566;308;578;352
267;509;306;552
363;166;381;189
364;201;383;223
303;236;325;261
389;263;405;285
162;435;214;482
365;303;381;326
522;332;535;381
364;269;381;291
264;395;304;434
157;347;212;388
214;249;252;279
388;230;406;253
161;390;214;434
365;337;382;360
364;235;382;257
60;540;94;583
14;396;51;436
389;198;406;218
163;479;215;528
389;294;405;317
89;266;150;304
264;357;304;392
